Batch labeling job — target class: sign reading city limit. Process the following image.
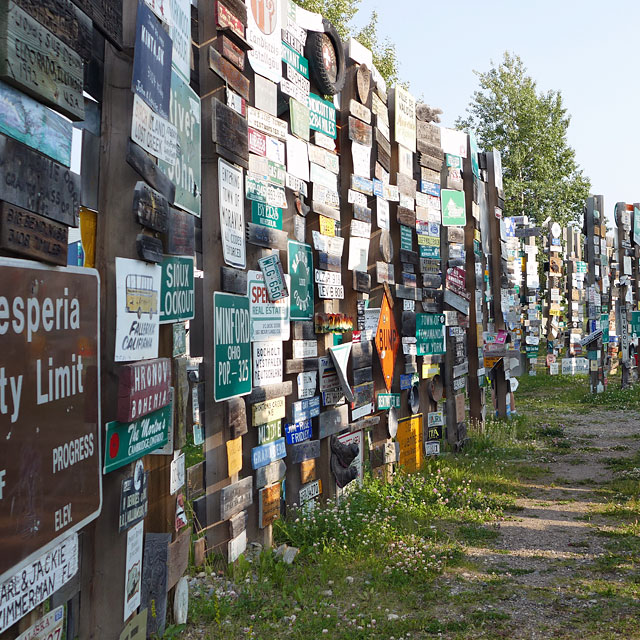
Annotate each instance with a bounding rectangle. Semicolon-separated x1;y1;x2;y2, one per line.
0;259;101;585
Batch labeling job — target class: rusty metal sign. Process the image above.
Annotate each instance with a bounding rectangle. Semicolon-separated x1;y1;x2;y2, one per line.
0;258;101;584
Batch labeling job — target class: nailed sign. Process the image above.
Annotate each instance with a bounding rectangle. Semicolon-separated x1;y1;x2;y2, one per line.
416;313;445;356
0;1;84;120
393;86;416;153
213;292;252;401
131;95;178;165
132;0;172;119
160;255;195;323
288;240;314;320
309;93;337;138
246;0;282;82
397;414;423;472
218;157;246;268
104;404;172;473
119;466;149;532
0;261;100;586
375;292;400;392
441;189;466;226
247;270;290;341
117;358;171;422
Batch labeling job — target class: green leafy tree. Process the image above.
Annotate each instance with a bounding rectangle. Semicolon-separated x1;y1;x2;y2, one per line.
293;0;401;86
457;52;590;226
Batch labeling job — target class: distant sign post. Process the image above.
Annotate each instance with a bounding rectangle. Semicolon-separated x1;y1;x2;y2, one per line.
0;260;101;587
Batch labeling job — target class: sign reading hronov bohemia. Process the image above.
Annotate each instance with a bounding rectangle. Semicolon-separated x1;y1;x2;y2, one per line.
0;259;102;592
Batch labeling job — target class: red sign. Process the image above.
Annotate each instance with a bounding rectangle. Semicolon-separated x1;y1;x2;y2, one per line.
0;260;101;583
445;267;469;300
375;292;399;391
248;127;267;156
215;1;244;37
117;358;172;422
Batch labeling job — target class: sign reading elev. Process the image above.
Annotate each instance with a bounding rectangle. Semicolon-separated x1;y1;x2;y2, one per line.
0;259;101;584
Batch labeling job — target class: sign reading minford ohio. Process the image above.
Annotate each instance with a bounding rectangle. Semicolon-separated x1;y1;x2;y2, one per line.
0;260;101;589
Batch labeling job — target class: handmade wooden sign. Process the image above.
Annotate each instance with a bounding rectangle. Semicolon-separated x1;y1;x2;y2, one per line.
0;134;80;226
259;483;281;529
209;45;250;100
0;1;84;120
133;181;169;232
252;397;286;425
127;139;176;203
0;201;68;265
256;459;286;489
220;476;253;521
318;404;348;439
251;437;286;470
212;99;249;162
139;533;170;637
117;358;171;423
166;208;195;256
136;234;164;263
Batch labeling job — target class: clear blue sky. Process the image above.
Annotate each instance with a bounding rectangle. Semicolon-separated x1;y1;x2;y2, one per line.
353;0;637;223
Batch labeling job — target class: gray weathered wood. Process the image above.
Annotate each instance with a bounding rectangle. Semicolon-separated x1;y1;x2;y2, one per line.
140;533;170;638
400;248;418;265
136;234;164;263
397;207;415;228
285;358;319;374
352;341;373;369
246;221;288;249
352;366;373;385
221;266;248;294
246;380;293;403
396;284;422;300
318;405;349;439
353;270;371;293
133;181;169;232
289;439;320;464
226;397;248;439
127;139;176;203
255;459;286;489
220;476;253;521
293;321;315;340
228;510;247;538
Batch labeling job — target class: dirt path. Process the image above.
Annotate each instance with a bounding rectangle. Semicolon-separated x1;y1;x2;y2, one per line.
438;410;640;639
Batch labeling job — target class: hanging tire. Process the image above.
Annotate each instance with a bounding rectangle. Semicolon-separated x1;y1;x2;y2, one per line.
304;18;346;96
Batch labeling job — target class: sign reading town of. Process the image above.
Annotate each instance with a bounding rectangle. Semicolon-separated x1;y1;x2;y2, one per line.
0;260;101;589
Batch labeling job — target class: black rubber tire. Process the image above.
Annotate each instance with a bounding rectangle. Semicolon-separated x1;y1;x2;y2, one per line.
304;18;346;96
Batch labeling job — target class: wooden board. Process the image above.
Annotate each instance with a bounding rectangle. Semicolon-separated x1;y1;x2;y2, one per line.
220;476;253;521
226;397;248;439
0;201;68;265
127;139;176;203
353;270;371;293
259;483;281;528
318;404;348;439
0;133;80;226
133;181;169;232
221;265;248;294
211;97;248;160
140;533;170;638
289;439;320;464
186;462;205;500
228;511;247;539
0;1;84;120
209;45;250;100
166;207;195;256
246;380;293;403
285;358;319;374
215;33;245;70
255;458;286;489
352;341;373;369
69;0;121;47
167;527;191;590
136;233;164;263
300;458;316;484
246;222;288;250
348;116;372;146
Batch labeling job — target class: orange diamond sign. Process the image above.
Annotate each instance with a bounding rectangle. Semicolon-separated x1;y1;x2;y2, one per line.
375;292;399;391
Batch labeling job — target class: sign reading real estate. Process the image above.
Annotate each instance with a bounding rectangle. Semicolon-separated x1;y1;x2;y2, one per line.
0;260;101;586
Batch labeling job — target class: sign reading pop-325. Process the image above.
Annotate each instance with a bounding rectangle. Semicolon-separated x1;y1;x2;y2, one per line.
214;292;252;401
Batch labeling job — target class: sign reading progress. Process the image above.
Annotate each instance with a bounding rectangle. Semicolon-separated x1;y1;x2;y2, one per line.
214;292;252;401
0;259;101;584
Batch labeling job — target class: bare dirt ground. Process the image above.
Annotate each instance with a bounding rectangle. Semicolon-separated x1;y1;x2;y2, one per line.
435;410;640;639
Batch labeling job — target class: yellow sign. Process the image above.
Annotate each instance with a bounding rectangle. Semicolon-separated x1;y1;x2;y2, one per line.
319;215;336;237
226;436;243;476
396;414;423;472
422;364;439;379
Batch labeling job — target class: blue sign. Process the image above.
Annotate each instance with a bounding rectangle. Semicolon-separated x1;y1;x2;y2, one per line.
132;0;172;119
251;437;286;470
421;180;441;197
373;179;384;197
285;419;312;445
291;396;320;423
400;373;418;390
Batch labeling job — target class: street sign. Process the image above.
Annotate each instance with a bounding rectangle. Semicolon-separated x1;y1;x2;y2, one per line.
288;240;314;320
160;256;195;323
416;313;445;356
441;189;466;226
213;292;252;401
0;260;101;585
375;292;399;391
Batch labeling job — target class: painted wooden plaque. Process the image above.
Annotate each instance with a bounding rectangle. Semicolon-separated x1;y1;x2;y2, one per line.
259;483;281;529
117;358;171;423
220;476;253;521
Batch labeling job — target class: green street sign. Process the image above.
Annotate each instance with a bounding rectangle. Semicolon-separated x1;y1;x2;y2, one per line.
420;245;440;258
469;133;479;178
416;313;445;356
289;98;310;141
252;201;283;229
159;68;201;216
282;42;309;78
288;240;314;320
160;255;195;323
441;189;466;226
309;93;337;139
634;207;640;246
601;313;609;343
377;393;400;410
446;154;463;169
400;225;413;251
104;404;172;473
214;292;252;401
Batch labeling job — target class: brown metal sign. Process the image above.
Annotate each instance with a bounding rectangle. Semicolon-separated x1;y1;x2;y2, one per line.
0;259;101;583
117;358;171;423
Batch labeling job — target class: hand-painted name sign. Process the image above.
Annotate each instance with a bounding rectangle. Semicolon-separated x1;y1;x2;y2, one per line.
104;403;172;473
284;419;312;444
251;437;286;470
119;469;149;532
291;396;320;422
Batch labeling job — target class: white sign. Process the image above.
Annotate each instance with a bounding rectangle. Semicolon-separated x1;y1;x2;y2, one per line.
315;269;341;285
280;77;309;106
293;340;317;359
312;230;344;256
286;134;309;181
248;270;290;341
170;0;191;80
440;127;468;158
246;0;282;82
131;94;178;165
351;219;371;238
170;451;186;494
115;258;161;362
352;142;371;178
319;355;339;391
218;157;246;268
318;283;344;299
299;479;321;503
253;341;283;386
297;371;317;399
377;198;390;230
394;86;416;153
228;530;247;563
427;411;444;427
425;441;440;456
16;606;65;640
248;106;288;139
0;535;78;633
348;236;369;271
124;521;144;621
310;162;338;190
